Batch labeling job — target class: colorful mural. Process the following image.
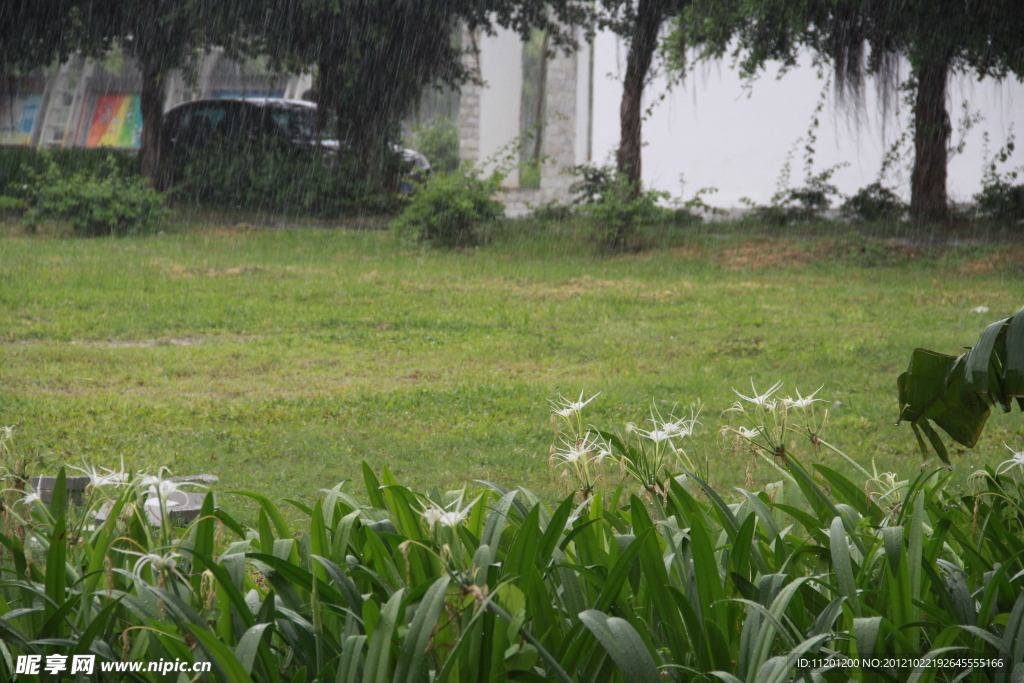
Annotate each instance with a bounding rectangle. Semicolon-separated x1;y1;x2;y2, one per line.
0;90;44;146
86;94;143;148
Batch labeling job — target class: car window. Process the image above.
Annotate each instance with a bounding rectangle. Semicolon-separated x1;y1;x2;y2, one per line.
266;106;337;141
191;105;228;129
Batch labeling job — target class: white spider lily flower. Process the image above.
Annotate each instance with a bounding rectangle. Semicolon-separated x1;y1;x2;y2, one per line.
420;493;477;529
118;548;184;577
639;428;674;443
734;381;783;408
550;391;600;418
420;507;443;527
781;386;825;411
552;433;602;464
142;476;181;500
735;426;763;439
70;463;129;488
664;421;696;438
437;509;470;527
22;492;40;505
996;445;1024;474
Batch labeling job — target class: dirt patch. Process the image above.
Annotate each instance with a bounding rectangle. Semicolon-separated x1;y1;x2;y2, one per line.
205;266;265;277
717;240;817;269
70;336;205;348
957;247;1024;274
670;245;703;259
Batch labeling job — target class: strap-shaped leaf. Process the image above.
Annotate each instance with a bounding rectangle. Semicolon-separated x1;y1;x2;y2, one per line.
1005;309;1024;398
579;610;661;683
898;307;1024;460
364;589;404;683
393;575;449;683
965;317;1009;394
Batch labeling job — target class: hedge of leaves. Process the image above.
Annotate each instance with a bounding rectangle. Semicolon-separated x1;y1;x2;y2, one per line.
2;432;1024;683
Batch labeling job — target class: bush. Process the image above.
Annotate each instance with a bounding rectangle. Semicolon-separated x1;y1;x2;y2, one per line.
747;166;844;225
0;147;139;191
567;165;668;250
972;129;1024;224
12;153;166;236
4;378;1024;683
392;166;505;247
168;138;405;217
841;182;907;222
529;199;574;222
407;119;460;174
974;179;1024;224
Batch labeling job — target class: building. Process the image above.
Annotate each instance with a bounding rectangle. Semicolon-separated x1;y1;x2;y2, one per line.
1;30;595;210
1;51;311;151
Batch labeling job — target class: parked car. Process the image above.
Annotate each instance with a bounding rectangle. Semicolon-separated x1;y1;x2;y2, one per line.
161;98;431;188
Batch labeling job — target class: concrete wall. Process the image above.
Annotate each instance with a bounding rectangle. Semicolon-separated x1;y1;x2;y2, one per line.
475;27;524;187
591;32;1024;207
457;26;593;211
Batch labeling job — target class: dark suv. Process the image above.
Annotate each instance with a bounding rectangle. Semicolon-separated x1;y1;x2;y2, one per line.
161;98;431;187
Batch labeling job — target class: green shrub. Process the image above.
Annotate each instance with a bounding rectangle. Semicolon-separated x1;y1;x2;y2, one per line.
841;181;907;222
168;138;405;217
974;179;1024;224
529;199;573;222
407;119;460;174
0;147;139;191
13;153;166;236
569;165;669;250
747;165;844;225
392;166;505;247
3;378;1024;683
973;129;1024;224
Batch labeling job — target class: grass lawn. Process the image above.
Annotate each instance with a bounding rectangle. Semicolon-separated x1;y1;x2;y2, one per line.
2;216;1023;523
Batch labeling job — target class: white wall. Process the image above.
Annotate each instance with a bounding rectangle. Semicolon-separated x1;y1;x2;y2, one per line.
477;28;523;187
591;31;1024;208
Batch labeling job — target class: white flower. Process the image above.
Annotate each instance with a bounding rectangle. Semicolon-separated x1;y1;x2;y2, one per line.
70;463;129;488
970;306;989;313
550;392;600;418
420;507;443;527
552;433;602;464
420;493;476;529
437;509;469;527
142;476;181;500
118;548;183;575
22;492;40;505
734;381;783;408
736;426;763;439
639;428;673;443
781;386;824;411
665;418;698;438
996;445;1024;474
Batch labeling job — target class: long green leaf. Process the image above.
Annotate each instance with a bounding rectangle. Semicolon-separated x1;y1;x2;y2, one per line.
364;589;404;683
393;576;449;683
579;610;661;683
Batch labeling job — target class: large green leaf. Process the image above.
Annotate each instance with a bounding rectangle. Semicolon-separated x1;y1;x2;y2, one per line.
898;306;1024;460
579;610;661;683
393;576;449;683
364;589;404;683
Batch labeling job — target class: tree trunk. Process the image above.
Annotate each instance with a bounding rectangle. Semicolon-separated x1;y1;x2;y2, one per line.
139;64;166;188
910;58;951;225
617;0;663;198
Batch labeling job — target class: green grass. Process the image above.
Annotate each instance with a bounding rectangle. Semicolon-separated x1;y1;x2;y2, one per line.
2;216;1022;522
